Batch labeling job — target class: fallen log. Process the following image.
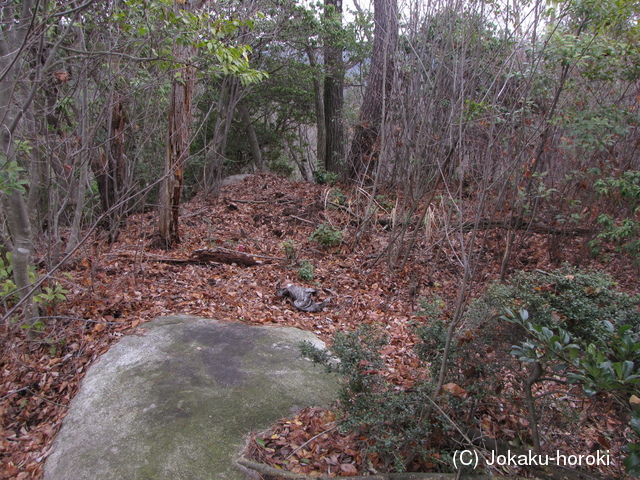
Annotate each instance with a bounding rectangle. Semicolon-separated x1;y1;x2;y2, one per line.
459;218;593;236
185;249;261;266
377;216;592;236
237;457;529;480
110;248;263;266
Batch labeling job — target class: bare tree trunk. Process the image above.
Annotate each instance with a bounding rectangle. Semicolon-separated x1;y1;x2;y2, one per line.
238;102;263;171
323;0;344;174
306;46;325;172
66;25;90;254
0;0;38;324
157;44;196;247
0;144;38;324
92;92;128;243
346;0;398;182
203;76;241;197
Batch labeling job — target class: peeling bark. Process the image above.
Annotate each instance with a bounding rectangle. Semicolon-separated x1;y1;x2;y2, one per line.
158;44;196;247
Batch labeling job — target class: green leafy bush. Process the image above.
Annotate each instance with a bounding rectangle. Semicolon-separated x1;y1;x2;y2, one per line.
504;309;640;397
328;187;347;206
465;266;640;344
268;157;294;178
0;253;69;310
414;295;448;374
313;167;338;185
300;326;450;472
504;308;640;477
590;170;640;261
375;194;394;211
280;239;297;263
0;254;17;304
0;253;43;306
0;161;29;194
35;283;69;306
625;411;640;477
309;222;343;247
297;260;314;281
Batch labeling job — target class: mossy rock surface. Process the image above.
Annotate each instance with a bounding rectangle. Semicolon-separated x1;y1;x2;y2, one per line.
44;316;339;480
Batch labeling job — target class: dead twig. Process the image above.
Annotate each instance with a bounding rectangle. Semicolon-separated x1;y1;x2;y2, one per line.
285;424;339;460
228;198;293;205
289;215;315;225
215;246;285;261
0;387;68;408
237;457;527;480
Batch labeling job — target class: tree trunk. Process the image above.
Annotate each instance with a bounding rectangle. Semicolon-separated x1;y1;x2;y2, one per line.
0;0;38;324
323;0;345;174
203;76;241;197
238;102;263;171
306;46;325;172
157;40;196;247
0;0;86;322
0;143;38;324
66;25;90;254
346;0;398;182
92;92;128;243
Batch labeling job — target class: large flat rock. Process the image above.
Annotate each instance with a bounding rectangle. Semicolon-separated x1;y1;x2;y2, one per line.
44;316;339;480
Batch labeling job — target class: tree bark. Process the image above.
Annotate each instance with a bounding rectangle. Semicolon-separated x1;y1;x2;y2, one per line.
157;39;196;247
203;76;241;197
323;0;345;174
0;160;38;324
0;0;38;324
306;46;325;172
66;25;90;254
92;92;128;243
238;102;263;171
346;0;398;182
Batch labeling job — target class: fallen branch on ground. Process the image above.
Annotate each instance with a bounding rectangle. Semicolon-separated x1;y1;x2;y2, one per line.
237;457;528;480
289;215;316;225
110;248;264;266
228;198;293;205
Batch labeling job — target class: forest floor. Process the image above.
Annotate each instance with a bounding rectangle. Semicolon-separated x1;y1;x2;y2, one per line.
1;173;638;479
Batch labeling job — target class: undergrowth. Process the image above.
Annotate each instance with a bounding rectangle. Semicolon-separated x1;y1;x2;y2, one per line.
300;266;640;476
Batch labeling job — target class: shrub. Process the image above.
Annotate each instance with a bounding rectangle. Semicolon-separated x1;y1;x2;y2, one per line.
300;326;451;472
0;254;17;305
297;260;314;281
375;194;394;211
268;157;294;178
504;308;640;477
313;167;338;185
280;239;297;263
590;170;640;261
414;296;448;374
464;265;640;345
309;222;343;247
328;187;346;206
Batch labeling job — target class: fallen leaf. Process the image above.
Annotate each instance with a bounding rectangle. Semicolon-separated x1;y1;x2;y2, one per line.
340;463;358;474
442;382;467;397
